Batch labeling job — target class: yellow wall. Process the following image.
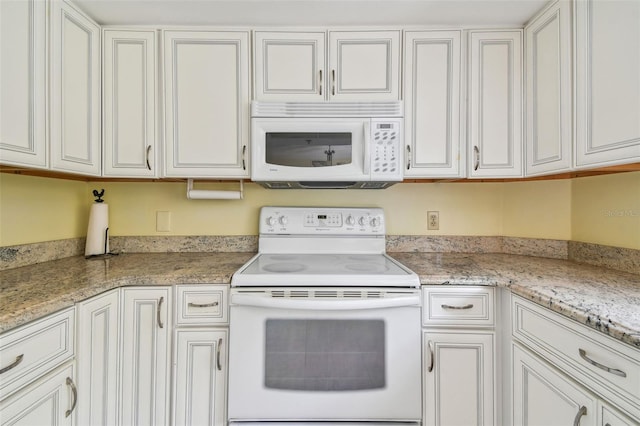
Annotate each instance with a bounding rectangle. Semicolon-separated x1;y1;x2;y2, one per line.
100;180;504;236
1;171;638;249
572;171;640;250
502;179;572;240
0;173;88;246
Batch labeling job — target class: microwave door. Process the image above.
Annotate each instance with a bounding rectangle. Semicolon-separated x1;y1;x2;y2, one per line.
251;118;367;181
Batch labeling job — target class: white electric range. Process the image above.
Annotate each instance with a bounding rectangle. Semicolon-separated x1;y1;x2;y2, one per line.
228;207;422;425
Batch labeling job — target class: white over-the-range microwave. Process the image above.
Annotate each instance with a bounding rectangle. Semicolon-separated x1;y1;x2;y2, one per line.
250;101;404;189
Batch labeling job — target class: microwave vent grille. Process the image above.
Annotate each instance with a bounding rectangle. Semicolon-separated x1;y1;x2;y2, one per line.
252;101;403;117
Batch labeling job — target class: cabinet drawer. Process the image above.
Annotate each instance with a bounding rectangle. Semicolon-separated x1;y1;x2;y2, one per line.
175;285;228;325
512;295;640;416
422;286;494;326
0;308;75;400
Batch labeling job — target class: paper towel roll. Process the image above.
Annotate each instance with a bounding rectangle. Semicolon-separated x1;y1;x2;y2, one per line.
85;203;109;256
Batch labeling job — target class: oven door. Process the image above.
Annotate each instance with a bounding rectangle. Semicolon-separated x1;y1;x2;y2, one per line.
250;118;369;182
227;289;421;422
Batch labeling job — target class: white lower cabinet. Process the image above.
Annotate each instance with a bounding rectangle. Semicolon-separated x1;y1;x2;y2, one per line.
120;287;172;426
0;307;77;425
173;329;228;426
422;286;496;426
423;331;495;426
511;295;640;424
76;289;120;426
0;362;77;426
513;344;597;426
172;285;229;426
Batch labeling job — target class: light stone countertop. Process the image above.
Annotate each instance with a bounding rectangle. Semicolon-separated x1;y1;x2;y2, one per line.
1;252;639;349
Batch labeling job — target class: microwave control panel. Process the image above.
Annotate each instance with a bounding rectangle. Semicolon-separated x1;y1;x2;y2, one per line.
370;119;402;180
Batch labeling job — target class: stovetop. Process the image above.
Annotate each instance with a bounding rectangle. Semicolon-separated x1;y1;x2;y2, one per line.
232;253;419;287
231;207;419;288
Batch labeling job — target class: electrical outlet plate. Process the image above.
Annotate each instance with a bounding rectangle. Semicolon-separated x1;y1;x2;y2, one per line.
427;211;439;230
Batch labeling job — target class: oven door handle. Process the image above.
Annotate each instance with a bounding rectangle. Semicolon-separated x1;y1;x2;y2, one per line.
231;294;420;310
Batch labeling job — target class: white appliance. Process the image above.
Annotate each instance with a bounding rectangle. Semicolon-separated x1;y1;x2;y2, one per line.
228;207;421;425
251;102;404;189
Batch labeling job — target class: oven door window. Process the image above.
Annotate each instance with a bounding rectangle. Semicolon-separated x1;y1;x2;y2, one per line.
264;319;385;391
265;132;352;167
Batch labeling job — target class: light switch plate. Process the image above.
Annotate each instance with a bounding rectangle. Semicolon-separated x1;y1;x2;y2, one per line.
156;211;171;232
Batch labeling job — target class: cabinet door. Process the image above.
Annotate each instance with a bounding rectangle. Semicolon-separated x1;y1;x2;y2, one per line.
254;31;325;101
103;29;157;177
76;290;119;426
0;0;47;169
599;402;639;426
574;0;640;168
423;331;495;426
163;30;250;178
328;30;401;100
525;0;572;176
513;344;597;426
50;0;101;176
120;287;172;426
404;31;462;178
0;362;76;426
468;30;523;178
173;329;228;426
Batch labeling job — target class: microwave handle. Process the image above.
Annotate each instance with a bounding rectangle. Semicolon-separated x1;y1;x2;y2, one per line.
363;122;371;174
231;293;420;310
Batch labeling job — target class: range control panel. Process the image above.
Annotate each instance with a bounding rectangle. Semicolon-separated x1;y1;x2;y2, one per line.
260;207;385;235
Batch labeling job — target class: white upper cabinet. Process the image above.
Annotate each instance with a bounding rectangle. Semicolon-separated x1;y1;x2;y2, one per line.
404;30;462;178
103;29;158;177
50;0;101;176
253;30;401;101
524;0;572;176
468;30;523;178
163;30;250;178
574;0;640;168
0;0;48;169
254;31;326;101
328;31;401;100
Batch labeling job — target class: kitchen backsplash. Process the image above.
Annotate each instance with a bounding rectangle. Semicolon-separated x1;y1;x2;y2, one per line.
2;236;638;275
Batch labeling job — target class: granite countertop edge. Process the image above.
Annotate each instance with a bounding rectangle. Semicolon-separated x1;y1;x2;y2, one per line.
1;252;638;350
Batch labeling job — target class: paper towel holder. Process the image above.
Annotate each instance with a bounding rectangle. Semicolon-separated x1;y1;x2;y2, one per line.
186;179;244;200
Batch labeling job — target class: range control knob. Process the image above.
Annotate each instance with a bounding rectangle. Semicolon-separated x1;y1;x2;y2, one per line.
278;215;288;225
358;216;367;226
346;215;356;226
265;216;276;226
370;216;381;227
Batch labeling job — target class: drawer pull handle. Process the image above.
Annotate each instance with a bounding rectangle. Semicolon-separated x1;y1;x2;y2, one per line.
188;301;219;308
0;354;24;374
157;296;164;329
441;303;474;310
216;338;223;371
578;349;627;378
572;405;587;426
427;340;434;372
65;377;78;417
